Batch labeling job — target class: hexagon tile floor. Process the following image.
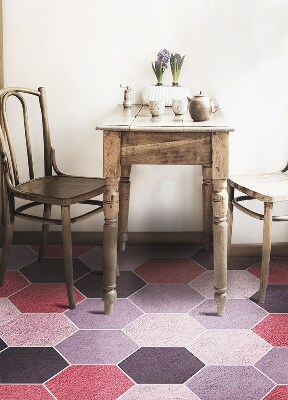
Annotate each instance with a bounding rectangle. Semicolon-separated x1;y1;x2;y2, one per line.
0;245;287;399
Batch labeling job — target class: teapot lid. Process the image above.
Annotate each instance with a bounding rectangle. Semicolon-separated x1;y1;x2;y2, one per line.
194;91;207;97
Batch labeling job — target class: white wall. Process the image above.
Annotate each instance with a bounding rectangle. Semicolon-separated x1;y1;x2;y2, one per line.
3;0;288;243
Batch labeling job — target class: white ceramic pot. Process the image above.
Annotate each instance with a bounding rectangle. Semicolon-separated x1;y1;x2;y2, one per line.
142;85;191;107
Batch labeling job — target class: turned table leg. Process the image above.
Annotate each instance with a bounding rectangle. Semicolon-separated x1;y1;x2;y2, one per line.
102;131;120;316
212;179;228;316
202;165;213;250
212;132;229;317
118;164;131;251
103;177;119;315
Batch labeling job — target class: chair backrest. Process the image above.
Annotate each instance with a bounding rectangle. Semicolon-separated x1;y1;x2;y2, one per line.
0;87;53;187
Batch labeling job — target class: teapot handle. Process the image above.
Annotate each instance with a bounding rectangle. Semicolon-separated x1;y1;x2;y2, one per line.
211;99;219;114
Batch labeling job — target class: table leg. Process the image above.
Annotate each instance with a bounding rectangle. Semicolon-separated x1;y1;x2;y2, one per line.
103;177;119;315
118;164;131;251
212;178;228;316
202;165;213;250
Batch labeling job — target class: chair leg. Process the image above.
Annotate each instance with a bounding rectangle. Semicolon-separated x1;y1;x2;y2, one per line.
227;185;234;258
38;204;52;262
61;206;75;309
259;202;273;303
0;206;14;286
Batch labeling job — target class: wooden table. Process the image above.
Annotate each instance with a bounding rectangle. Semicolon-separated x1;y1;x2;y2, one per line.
96;105;234;316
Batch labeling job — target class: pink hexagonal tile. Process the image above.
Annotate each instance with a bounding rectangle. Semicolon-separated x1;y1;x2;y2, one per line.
0;271;30;297
248;259;288;283
119;384;199;399
10;284;85;313
187;329;272;365
46;365;134;400
0;313;77;346
252;314;288;346
135;258;205;283
189;270;260;299
0;298;20;326
124;313;205;347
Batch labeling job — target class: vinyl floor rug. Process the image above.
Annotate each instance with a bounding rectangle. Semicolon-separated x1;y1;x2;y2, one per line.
0;244;287;400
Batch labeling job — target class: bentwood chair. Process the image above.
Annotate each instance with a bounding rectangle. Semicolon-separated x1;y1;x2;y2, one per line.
228;164;288;303
0;87;105;309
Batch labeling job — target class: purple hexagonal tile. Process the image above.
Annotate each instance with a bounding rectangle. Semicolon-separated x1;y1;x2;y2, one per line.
0;298;20;326
120;384;200;399
250;285;288;313
56;330;138;364
190;271;260;299
186;366;274;400
190;299;268;329
20;258;91;283
65;298;143;329
255;348;288;384
0;347;68;383
129;284;205;313
119;347;204;384
0;245;37;270
191;248;259;270
0;313;77;346
75;271;146;298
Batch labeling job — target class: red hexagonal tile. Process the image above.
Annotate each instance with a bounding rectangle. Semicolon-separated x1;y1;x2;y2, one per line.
0;385;54;399
46;365;134;400
135;258;205;283
10;284;84;313
264;386;288;399
0;271;30;297
252;314;288;346
248;259;288;283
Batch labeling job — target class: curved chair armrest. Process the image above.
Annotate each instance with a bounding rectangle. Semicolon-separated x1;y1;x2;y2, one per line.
281;161;288;173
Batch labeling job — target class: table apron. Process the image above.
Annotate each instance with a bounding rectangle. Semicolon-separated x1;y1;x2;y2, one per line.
120;131;212;165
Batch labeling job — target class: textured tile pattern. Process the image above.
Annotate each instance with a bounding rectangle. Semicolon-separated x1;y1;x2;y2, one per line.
187;329;271;365
135;258;205;283
119;347;204;384
0;244;287;399
124;313;205;347
190;270;260;299
0;385;54;400
120;384;200;399
187;366;274;400
56;330;138;364
46;365;134;400
20;258;91;283
75;271;146;298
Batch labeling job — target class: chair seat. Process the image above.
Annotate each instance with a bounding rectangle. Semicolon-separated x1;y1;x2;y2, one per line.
229;172;288;202
17;175;105;205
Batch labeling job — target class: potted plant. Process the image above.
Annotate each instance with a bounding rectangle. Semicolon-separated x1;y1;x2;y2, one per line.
151;48;170;86
170;53;185;86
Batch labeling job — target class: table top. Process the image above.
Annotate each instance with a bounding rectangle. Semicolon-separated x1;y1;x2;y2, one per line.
96;104;234;133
